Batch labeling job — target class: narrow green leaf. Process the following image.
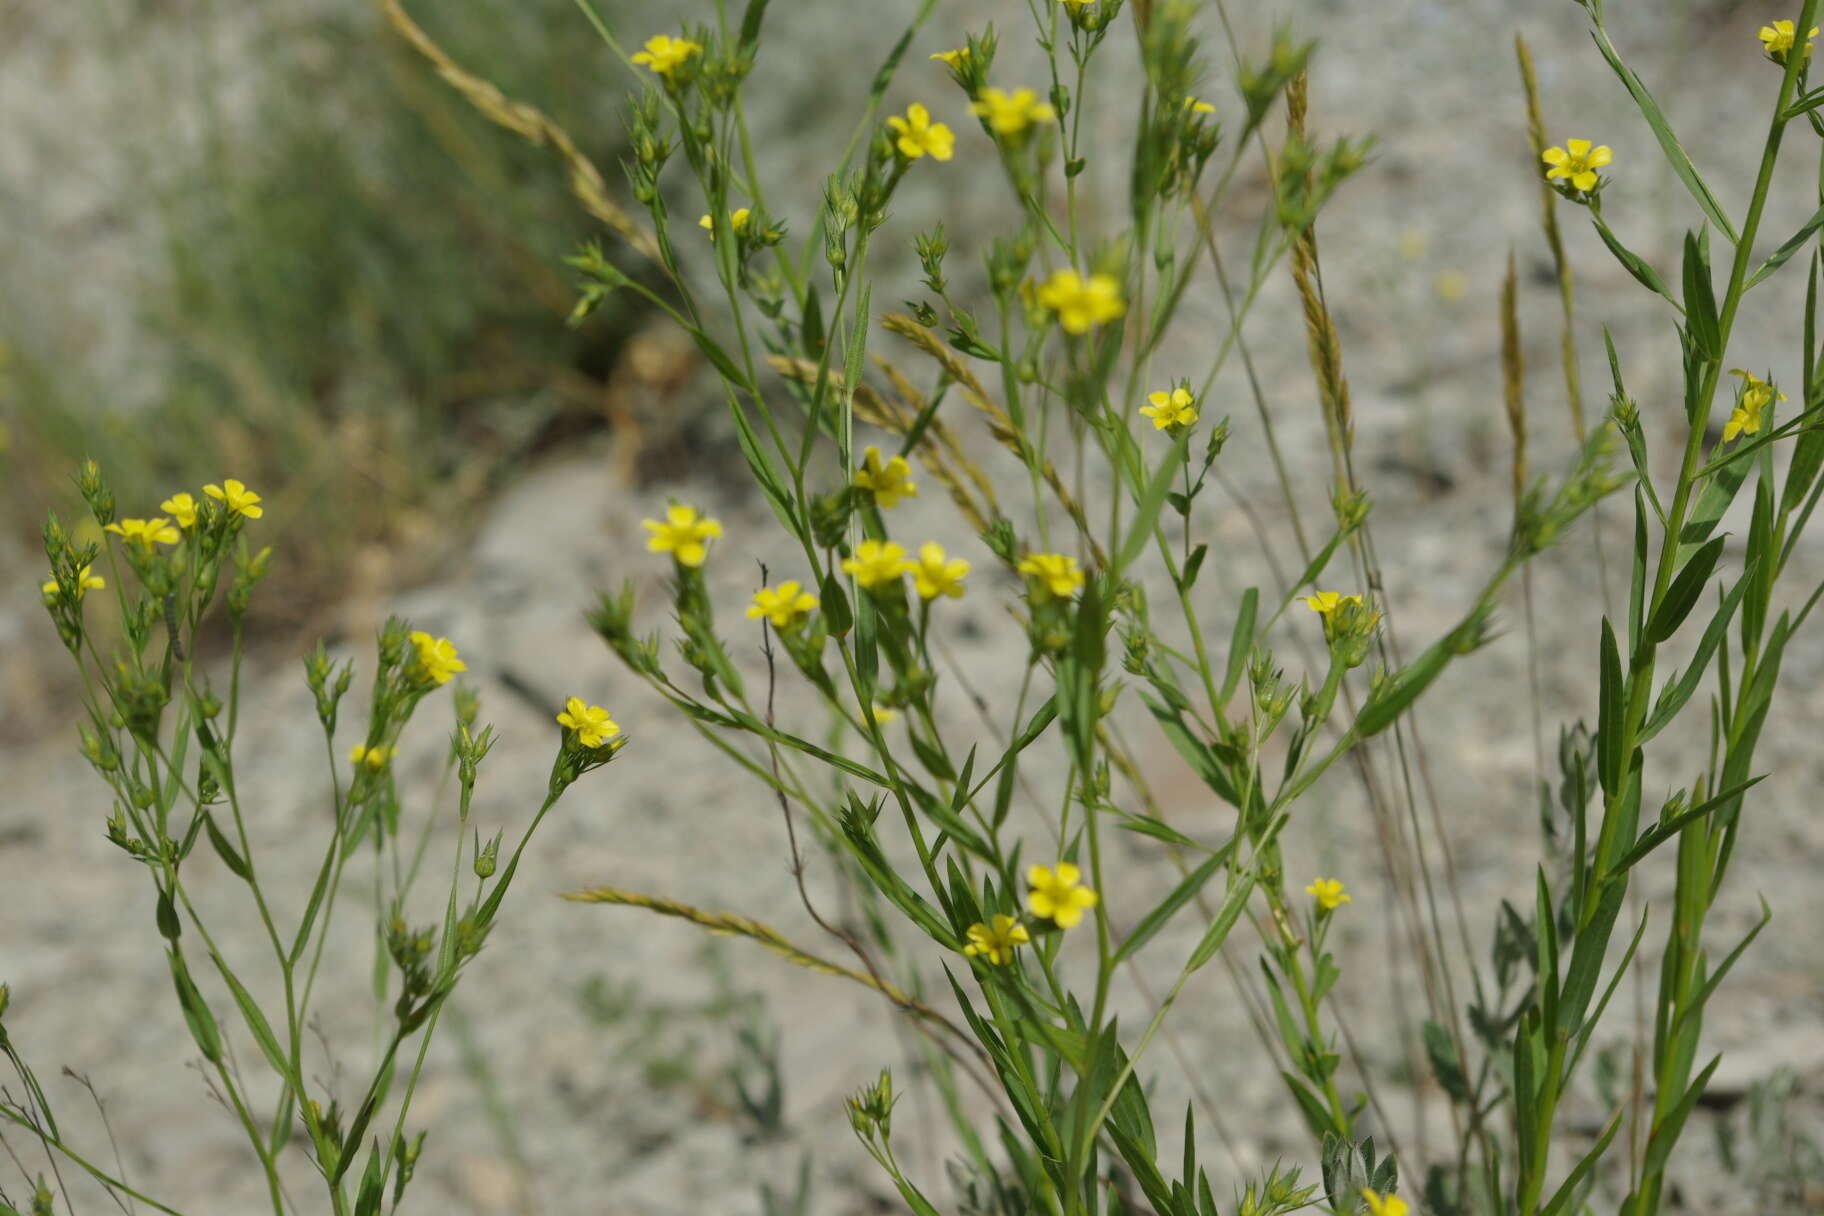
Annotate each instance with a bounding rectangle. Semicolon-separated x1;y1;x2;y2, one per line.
1641;1055;1723;1177
1221;588;1258;707
167;949;222;1064
1591;214;1676;305
1596;618;1624;798
1645;536;1723;644
1589;24;1737;243
1746;201;1824;289
210;951;295;1085
1185;869;1258;973
1117;430;1191;575
1112;843;1235;966
1682;230;1721;359
203;812;253;882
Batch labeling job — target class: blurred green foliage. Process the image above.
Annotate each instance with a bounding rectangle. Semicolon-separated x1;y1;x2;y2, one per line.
2;0;643;613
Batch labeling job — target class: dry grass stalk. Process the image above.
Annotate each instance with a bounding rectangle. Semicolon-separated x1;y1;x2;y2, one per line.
377;0;660;263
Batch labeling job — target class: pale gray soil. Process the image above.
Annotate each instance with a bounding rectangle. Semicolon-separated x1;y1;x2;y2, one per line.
2;1;1821;1213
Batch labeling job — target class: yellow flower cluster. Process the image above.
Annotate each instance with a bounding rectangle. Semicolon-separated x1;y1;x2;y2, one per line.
1305;877;1352;911
42;564;104;600
962;914;1030;965
1139;386;1198;431
853;446;919;508
1037;269;1125;334
643;504;723;567
748;581;819;630
349;744;393;771
1541;138;1613;193
1026;863;1098;928
1018;552;1085;598
631;33;701;77
698;208;751;237
970;87;1055;136
556;697;621;749
1724;369;1785;441
1759;18;1818;61
101;477;264;552
887;103;955;162
409;631;466;686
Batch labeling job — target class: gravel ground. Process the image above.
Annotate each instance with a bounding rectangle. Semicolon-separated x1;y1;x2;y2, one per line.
2;0;1822;1213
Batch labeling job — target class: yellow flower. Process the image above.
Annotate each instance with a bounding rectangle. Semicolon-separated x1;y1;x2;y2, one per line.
748;580;819;629
911;542;969;600
409;631;466;686
1300;590;1364;618
930;47;970;68
842;540;909;590
1360;1189;1409;1216
556;696;621;748
349;744;393;771
969;87;1056;136
203;478;264;519
1724;369;1786;441
869;703;901;724
697;208;752;236
1541;138;1612;192
1183;96;1216;114
1018;552;1085;598
1026;863;1098;928
1036;269;1125;334
643;504;724;567
853;446;919;508
105;517;181;549
631;33;702;77
887;103;955;162
1759;19;1819;60
1139;386;1198;430
1306;877;1352;911
963;915;1031;965
160;492;199;529
42;564;105;599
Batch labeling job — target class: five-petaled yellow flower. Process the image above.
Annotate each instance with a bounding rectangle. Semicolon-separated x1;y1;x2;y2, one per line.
1036;269;1125;334
643;504;724;567
1760;19;1819;60
106;517;181;549
698;208;751;236
204;479;264;520
557;697;621;749
853;446;919;508
1027;863;1098;928
963;915;1031;965
1300;590;1364;618
1541;138;1613;192
842;540;910;590
409;631;466;686
1139;387;1198;430
1018;552;1086;598
748;580;819;629
42;564;105;599
911;542;969;600
887;103;955;162
1724;369;1786;441
631;34;702;77
161;492;199;529
930;47;970;68
349;744;392;771
1360;1189;1409;1216
1306;877;1352;911
970;87;1056;136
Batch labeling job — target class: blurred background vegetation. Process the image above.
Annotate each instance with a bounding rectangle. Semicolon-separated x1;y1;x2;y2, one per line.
0;0;657;634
